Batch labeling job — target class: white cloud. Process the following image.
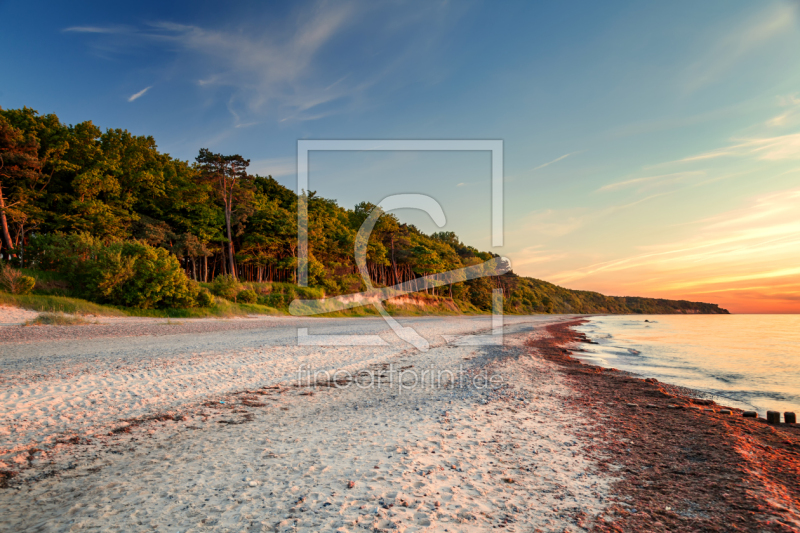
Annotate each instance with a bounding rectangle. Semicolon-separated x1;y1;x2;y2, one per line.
63;25;130;34
547;187;800;289
598;171;704;192
677;133;800;163
531;152;578;172
127;86;152;102
65;1;460;126
682;3;798;93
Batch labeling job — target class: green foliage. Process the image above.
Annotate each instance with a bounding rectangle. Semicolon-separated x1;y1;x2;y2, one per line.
210;274;240;300
0;291;126;316
0;263;36;294
17;275;35;295
27;233;198;309
0;106;729;316
196;290;215;307
237;288;257;304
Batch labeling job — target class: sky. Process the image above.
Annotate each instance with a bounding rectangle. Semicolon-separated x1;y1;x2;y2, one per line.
1;0;799;313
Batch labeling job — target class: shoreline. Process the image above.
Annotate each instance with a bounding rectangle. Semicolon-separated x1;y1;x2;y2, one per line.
535;319;800;532
0;315;797;531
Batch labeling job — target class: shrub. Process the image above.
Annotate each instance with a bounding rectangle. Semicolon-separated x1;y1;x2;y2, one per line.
210;274;240;300
25;312;89;326
0;264;36;295
237;289;257;304
196;290;215;307
27;233;198;309
258;294;285;308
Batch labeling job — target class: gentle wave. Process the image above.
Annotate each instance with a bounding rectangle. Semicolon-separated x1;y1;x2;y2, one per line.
573;314;800;416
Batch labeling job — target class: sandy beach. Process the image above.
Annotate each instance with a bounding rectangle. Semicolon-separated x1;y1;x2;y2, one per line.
0;313;616;532
1;312;798;532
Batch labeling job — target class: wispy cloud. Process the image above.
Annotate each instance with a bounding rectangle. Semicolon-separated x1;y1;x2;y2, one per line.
531;152;578;172
677;133;800;163
547;187;800;306
63;25;130;34
511;245;568;270
598;171;705;192
66;1;458;126
766;93;800;127
127;86;152;102
681;3;798;93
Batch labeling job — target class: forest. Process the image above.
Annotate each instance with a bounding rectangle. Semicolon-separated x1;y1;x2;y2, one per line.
0;106;728;315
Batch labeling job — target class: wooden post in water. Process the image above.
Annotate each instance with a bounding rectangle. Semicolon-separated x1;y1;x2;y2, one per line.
785;412;797;424
766;411;781;424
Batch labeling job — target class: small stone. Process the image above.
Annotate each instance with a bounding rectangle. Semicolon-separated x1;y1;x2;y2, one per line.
626;403;638;408
347;481;355;489
249;481;258;487
646;404;657;409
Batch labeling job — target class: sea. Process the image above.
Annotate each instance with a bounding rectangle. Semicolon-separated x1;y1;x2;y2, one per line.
573;314;800;416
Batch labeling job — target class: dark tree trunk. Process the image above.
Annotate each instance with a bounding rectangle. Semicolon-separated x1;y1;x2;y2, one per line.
224;208;236;278
0;188;14;258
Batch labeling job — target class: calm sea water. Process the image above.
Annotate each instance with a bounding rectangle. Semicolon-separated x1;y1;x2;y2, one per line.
573;315;800;416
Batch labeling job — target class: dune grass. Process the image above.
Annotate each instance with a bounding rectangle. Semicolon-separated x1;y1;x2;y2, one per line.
24;312;93;326
0;292;126;316
0;291;282;319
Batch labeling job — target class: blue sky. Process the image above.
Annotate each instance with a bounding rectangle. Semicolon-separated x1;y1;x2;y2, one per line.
2;0;800;312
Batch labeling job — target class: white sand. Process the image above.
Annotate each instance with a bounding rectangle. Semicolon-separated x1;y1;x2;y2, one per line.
0;314;614;532
0;305;39;326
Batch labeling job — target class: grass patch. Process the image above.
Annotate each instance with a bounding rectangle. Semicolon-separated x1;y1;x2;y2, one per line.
0;292;126;316
120;298;282;318
1;290;281;319
24;312;92;326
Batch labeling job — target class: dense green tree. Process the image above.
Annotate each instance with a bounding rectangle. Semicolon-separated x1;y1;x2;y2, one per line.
0;106;729;315
195;149;253;278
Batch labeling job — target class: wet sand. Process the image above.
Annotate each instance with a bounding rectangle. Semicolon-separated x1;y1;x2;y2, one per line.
534;320;800;532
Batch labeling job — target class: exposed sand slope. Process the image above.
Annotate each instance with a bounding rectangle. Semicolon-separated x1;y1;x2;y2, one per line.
0;305;38;326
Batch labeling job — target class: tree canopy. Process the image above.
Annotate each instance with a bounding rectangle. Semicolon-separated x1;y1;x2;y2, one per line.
0;106;729;314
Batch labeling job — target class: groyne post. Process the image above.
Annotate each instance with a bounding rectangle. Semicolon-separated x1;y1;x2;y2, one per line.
766;411;781;424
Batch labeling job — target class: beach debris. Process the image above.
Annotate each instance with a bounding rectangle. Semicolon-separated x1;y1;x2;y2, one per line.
347;481;356;489
785;412;797;424
766;411;781;424
742;411;757;418
692;399;714;406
